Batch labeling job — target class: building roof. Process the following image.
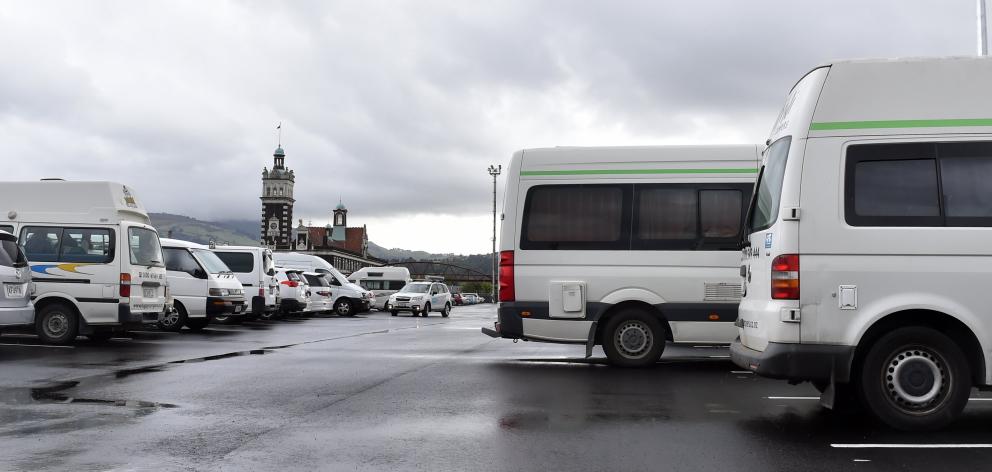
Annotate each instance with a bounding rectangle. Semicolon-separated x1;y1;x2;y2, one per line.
274;146;285;157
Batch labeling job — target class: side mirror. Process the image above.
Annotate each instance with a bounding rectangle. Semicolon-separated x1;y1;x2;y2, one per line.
192;268;207;279
267;268;276;277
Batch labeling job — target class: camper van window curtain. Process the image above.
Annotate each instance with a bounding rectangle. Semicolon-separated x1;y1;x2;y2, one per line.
522;185;627;250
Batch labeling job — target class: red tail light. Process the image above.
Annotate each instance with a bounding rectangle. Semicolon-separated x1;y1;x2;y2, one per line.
771;254;800;300
258;287;264;297
498;250;514;302
281;280;299;288
120;273;131;298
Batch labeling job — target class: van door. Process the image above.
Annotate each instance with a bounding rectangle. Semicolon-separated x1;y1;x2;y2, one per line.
163;247;205;314
123;225;167;317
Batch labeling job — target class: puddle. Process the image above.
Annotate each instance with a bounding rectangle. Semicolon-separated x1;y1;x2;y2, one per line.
27;381;178;409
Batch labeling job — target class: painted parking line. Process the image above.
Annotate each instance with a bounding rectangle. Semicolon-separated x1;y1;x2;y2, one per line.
731;370;753;374
766;396;818;400
0;343;74;349
832;444;992;449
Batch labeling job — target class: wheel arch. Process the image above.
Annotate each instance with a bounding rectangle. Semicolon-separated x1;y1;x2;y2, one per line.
595;300;673;345
33;294;82;319
854;309;986;386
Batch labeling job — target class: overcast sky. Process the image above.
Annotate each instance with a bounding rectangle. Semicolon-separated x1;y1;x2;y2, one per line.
1;1;979;254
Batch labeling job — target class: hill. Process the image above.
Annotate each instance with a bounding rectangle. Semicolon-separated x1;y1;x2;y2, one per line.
149;213;259;246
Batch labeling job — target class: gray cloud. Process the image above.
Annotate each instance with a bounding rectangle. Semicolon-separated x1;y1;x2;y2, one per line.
0;0;977;226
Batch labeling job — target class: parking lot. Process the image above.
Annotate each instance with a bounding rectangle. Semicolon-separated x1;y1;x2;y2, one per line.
0;304;991;471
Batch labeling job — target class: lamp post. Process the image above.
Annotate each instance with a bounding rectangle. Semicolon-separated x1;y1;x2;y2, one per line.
981;0;989;55
487;164;502;302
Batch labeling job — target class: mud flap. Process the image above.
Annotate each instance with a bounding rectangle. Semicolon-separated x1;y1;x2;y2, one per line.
819;369;838;410
585;321;598;358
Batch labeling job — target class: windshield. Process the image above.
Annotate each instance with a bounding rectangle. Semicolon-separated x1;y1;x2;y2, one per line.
747;136;792;233
128;227;164;267
191;249;231;274
0;238;27;268
399;283;430;294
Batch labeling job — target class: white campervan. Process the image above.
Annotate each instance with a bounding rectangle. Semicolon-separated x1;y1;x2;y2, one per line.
349;266;412;309
732;57;992;431
273;252;373;316
482;146;759;366
160;238;245;331
0;181;167;344
212;245;280;321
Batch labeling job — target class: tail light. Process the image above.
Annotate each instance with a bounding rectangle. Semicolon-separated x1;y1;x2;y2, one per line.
258;287;264;297
771;254;800;300
498;250;514;302
281;280;299;288
120;273;131;298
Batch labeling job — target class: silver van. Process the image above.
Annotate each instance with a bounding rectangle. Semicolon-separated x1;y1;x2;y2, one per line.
0;230;33;329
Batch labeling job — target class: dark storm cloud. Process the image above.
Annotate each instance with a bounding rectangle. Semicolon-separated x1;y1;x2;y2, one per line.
0;1;976;223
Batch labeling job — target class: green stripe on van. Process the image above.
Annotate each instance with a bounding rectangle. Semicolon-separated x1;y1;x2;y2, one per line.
810;118;992;131
520;168;758;176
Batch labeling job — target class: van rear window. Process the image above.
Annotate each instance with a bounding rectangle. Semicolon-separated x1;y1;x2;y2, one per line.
215;252;254;273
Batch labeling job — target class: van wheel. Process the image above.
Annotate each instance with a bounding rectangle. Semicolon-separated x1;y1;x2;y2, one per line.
602;309;665;367
859;326;970;431
334;299;354;317
184;317;210;332
36;303;79;345
158;304;187;332
441;303;451;318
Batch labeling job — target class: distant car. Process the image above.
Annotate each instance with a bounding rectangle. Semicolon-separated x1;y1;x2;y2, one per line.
452;293;463;306
0;230;33;331
274;268;309;316
387;282;452;317
302;272;333;314
462;293;480;305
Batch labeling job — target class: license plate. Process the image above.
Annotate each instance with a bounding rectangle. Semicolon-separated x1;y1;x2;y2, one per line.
397;302;409;308
143;287;156;299
4;284;24;298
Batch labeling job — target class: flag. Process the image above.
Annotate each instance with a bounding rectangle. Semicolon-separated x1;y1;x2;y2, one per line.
276;122;281;129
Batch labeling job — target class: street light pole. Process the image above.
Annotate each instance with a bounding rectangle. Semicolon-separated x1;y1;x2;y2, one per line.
981;0;989;55
487;164;502;302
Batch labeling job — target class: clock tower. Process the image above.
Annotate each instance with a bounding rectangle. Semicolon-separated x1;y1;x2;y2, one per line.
260;146;295;250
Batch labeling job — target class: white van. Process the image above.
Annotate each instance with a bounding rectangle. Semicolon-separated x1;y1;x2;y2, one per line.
349;266;411;309
273;252;373;316
0;181;167;344
159;238;245;331
482;145;759;366
0;230;33;330
212;245;280;321
731;57;992;431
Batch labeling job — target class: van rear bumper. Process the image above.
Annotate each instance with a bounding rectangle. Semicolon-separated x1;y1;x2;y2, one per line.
117;304;159;325
730;338;855;382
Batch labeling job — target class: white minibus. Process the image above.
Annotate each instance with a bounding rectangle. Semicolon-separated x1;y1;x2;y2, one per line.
160;238;245;331
273;252;373;316
482;145;759;366
731;57;992;431
0;181;167;344
349;266;411;309
212;245;280;321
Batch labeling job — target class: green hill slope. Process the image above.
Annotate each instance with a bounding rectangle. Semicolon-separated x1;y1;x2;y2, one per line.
149;213;259;246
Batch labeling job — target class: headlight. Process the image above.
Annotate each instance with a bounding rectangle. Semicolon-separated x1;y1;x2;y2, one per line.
229;289;243;296
209;288;228;296
412;296;423;301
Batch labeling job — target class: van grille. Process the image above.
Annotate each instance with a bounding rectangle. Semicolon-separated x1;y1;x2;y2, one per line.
704;282;742;302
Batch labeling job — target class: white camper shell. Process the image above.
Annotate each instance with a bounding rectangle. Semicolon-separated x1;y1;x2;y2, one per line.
348;266;412;309
273;252;373;316
0;181;167;344
483;145;760;366
730;57;992;431
160;238;245;331
212;245;280;320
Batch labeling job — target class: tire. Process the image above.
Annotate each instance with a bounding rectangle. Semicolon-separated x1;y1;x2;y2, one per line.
859;326;971;431
422;303;430;317
158;303;187;332
602;309;665;367
391;311;398;317
441;303;450;318
35;302;79;345
333;299;354;317
184;316;210;332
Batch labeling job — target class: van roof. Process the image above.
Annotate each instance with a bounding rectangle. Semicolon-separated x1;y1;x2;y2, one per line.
0;181;151;225
806;56;992;131
160;238;207;249
516;145;761;179
213;245;268;252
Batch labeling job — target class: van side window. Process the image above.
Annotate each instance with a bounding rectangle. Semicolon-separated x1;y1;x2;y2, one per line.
521;185;630;250
700;190;744;238
20;227;63;262
632;184;750;250
845;142;992;227
164;248;201;276
388;281;406;290
215;252;254;273
637;188;697;240
61;228;113;263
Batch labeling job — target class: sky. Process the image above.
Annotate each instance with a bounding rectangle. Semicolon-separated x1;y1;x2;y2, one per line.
0;1;980;254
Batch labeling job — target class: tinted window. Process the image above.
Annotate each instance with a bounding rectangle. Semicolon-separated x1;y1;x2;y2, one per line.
215;252;254;273
0;238;26;268
701;190;744;238
388;280;406;290
854;160;939;217
21;227;63;262
61;228;113;263
303;274;326;286
938;142;992;225
521;185;629;250
0;225;13;234
164;248;201;275
637;188;696;240
748;136;792;232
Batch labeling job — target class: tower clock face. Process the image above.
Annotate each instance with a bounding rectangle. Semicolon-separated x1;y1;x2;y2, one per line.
270;222;278;230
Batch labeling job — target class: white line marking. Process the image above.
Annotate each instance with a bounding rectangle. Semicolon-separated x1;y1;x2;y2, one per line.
832;444;992;449
708;355;730;358
0;343;74;349
766;396;818;400
731;370;753;374
853;459;871;462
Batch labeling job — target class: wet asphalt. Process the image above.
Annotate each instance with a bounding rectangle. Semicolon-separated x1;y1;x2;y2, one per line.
1;305;992;471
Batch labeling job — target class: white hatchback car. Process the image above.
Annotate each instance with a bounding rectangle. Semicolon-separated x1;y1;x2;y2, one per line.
302;272;333;314
387;282;452;317
274;268;309;316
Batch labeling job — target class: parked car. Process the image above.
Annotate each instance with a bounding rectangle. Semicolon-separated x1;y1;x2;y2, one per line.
451;293;463;306
160;238;245;331
212;245;280;320
0;230;33;333
273;252;373;316
274;267;309;316
302;272;333;314
462;293;480;305
387;282;452;317
1;181;168;344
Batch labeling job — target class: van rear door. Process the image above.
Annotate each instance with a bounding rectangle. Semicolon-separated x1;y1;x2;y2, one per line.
124;225;166;315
